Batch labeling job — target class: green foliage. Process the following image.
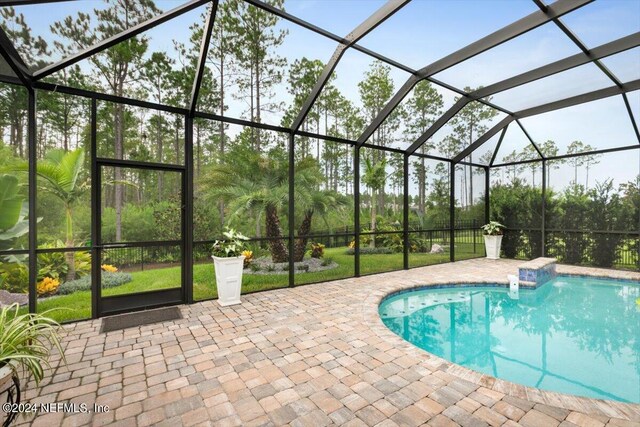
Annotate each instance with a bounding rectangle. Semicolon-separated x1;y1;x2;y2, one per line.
212;228;249;258
588;180;626;268
346;247;394;255
550;185;590;264
57;272;132;295
0;174;29;252
490;180;542;258
0;261;28;294
481;221;505;236
37;242;91;282
0;303;65;386
0;174;23;232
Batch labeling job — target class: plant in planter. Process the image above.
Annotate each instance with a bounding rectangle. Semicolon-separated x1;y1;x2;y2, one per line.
211;228;249;306
481;221;506;260
0;303;65;424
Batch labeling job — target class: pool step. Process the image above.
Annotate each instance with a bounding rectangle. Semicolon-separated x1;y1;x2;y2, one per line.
380;293;470;319
518;257;557;288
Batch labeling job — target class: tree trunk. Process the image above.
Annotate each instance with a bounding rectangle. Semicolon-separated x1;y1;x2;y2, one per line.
157;114;164;201
265;204;288;262
419;155;425;216
370;189;377;248
114;103;124;241
293;210;313;262
65;205;76;281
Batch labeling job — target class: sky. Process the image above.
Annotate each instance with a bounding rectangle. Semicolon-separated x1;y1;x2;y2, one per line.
5;0;640;193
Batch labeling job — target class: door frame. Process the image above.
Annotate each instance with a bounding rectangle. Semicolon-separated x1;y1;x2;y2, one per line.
93;158;187;317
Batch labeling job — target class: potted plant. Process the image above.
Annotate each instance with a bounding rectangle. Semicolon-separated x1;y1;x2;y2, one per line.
481;221;506;259
0;303;65;422
211;228;249;306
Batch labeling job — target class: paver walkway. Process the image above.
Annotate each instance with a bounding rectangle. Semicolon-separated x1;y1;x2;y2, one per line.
13;259;640;426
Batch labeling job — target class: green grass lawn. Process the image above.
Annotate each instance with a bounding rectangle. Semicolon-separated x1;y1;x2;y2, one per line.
35;243;485;323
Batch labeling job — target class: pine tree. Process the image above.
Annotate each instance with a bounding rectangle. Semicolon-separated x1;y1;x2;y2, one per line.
51;0;160;240
402;81;444;216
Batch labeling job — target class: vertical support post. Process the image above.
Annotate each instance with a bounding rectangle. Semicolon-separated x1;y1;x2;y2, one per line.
449;161;455;262
541;158;547;257
484;166;490;223
354;146;360;277
184;116;194;303
288;133;295;287
90;98;100;318
403;154;409;269
27;88;36;314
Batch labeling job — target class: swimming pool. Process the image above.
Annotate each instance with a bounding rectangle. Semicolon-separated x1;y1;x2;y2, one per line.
379;275;640;403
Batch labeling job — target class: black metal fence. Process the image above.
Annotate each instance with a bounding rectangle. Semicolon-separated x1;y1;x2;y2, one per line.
505;228;639;270
102;245;182;271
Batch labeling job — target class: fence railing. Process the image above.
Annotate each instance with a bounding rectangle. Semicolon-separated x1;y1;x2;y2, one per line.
504;228;639;270
99;223;492;272
302;218;480;237
102;244;182;271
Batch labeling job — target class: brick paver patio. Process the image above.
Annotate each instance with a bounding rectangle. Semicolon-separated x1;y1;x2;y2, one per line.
12;259;640;426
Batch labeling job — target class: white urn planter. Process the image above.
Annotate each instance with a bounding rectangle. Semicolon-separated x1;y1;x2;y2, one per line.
0;364;14;394
212;255;245;306
484;235;503;260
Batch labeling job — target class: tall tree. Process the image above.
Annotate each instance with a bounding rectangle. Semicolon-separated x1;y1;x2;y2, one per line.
566;140;588;185
282;57;325;158
402;81;444;216
450;88;498;207
226;0;287;151
358;61;400;214
51;0;160;241
0;8;50;157
142;52;173;199
540;140;560;187
362;154;388;247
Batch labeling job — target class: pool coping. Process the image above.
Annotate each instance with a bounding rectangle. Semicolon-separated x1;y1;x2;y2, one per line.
362;265;640;421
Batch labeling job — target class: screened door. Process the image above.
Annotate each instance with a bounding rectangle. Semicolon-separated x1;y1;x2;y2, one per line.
96;161;185;316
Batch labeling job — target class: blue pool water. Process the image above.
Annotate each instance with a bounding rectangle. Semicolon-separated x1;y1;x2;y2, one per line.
379;276;640;403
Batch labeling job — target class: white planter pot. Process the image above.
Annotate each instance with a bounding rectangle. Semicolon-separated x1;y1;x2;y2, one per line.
484;235;503;260
0;364;15;394
212;255;245;307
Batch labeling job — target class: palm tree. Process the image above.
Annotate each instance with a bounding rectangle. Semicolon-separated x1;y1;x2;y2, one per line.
202;146;343;262
12;149;88;280
362;155;387;247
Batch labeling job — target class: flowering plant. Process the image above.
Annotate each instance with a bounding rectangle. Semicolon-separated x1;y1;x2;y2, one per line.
101;264;118;273
242;250;253;267
36;277;60;296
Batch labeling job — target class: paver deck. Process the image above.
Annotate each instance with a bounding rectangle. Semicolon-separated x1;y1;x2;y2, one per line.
12;258;640;426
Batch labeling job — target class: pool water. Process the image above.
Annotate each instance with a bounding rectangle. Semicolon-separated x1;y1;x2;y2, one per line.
379;276;640;403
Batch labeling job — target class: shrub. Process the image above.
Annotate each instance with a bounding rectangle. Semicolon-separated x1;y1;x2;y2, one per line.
36;249;67;282
321;257;333;267
588;180;626;268
37;242;91;281
57;272;132;295
37;277;60;297
310;243;325;259
345;247;394;255
249;263;261;272
296;264;309;272
0;261;28;293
